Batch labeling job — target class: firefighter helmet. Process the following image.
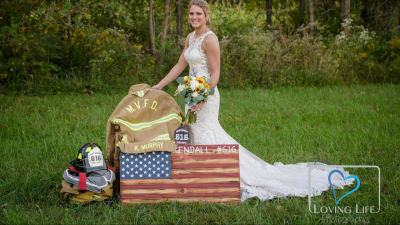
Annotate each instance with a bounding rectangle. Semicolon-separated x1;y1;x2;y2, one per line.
70;143;107;173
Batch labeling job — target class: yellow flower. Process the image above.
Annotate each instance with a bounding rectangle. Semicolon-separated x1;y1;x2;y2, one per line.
95;39;101;45
195;77;205;84
360;53;368;58
205;83;210;89
184;77;190;84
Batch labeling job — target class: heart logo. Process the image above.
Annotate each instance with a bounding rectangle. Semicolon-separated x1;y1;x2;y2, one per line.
328;169;360;205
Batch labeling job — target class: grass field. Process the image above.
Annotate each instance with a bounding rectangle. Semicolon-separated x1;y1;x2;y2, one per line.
0;84;399;224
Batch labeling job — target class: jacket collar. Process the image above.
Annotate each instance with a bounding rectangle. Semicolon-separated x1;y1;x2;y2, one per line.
129;84;151;97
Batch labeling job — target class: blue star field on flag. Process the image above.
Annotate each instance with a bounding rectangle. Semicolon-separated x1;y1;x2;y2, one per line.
120;151;171;179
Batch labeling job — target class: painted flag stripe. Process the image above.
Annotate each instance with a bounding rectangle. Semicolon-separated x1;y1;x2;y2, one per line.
121;187;239;195
172;159;238;165
121;177;239;185
120;191;240;199
171;172;239;179
171;154;238;160
121;198;240;205
176;144;238;149
172;167;239;174
120;182;239;190
172;163;238;169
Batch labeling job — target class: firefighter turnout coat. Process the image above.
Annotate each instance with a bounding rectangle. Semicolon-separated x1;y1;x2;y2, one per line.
106;84;183;167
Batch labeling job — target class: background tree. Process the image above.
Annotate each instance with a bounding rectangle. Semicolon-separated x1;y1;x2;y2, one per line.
266;0;272;27
176;0;184;37
308;0;315;35
161;0;171;44
341;0;350;20
149;0;157;55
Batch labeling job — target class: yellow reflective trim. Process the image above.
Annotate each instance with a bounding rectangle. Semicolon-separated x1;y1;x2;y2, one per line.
78;153;83;159
85;147;92;152
137;90;144;97
121;135;128;143
112;113;182;131
151;133;170;141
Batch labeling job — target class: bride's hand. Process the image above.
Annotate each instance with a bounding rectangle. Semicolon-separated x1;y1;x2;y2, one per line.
152;84;162;90
191;102;205;113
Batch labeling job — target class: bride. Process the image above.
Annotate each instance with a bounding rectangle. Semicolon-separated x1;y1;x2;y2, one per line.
152;0;351;201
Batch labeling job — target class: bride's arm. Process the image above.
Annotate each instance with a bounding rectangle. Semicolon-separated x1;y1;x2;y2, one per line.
152;34;190;90
203;34;220;88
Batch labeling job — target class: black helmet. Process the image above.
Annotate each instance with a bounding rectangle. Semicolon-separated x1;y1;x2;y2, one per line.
70;143;107;173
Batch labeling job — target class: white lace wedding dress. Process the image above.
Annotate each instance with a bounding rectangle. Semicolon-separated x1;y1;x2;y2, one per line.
184;30;352;201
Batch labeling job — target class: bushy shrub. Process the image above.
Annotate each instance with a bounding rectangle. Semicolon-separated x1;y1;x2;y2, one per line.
0;1;399;92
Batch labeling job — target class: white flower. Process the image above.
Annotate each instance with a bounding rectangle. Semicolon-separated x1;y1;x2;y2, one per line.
177;84;185;92
192;92;199;98
190;80;199;91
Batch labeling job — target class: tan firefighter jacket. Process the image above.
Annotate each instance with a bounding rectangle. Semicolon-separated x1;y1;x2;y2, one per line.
106;84;183;167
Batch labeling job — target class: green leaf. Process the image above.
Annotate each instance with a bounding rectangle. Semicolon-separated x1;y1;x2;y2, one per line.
196;95;204;101
210;87;215;95
176;77;184;84
180;90;186;96
184;97;191;104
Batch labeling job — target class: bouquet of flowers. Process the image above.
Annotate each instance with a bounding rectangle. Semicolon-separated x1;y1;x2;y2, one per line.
175;75;214;124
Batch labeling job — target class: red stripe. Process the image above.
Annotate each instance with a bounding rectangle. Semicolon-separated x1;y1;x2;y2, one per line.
172;154;238;160
172;163;238;169
120;192;240;199
176;144;239;150
120;182;239;190
171;173;239;179
78;172;87;191
69;167;78;172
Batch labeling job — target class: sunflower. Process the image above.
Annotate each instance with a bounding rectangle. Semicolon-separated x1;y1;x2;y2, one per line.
195;77;205;84
184;77;190;85
195;86;201;93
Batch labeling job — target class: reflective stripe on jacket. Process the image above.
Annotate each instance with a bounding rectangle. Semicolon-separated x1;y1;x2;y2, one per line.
106;84;183;165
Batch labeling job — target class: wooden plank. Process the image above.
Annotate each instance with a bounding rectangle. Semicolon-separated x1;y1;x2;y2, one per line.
121;177;239;185
171;172;239;179
120;191;240;199
121;187;240;195
176;144;238;150
120;182;240;190
171;154;238;160
171;158;239;164
172;167;239;174
172;163;238;169
121;197;240;205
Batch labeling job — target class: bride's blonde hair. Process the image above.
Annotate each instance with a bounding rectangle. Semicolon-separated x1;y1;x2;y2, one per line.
189;0;211;25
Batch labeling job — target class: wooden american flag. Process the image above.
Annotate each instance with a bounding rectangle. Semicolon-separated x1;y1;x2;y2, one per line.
120;144;240;205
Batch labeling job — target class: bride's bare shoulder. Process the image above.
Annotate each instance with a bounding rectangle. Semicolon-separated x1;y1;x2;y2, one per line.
203;33;219;50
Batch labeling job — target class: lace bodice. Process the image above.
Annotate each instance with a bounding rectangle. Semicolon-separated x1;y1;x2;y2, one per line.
184;30;217;78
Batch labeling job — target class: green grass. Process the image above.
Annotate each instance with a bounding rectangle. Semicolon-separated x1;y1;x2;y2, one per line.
0;84;399;224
